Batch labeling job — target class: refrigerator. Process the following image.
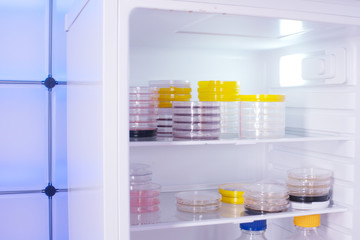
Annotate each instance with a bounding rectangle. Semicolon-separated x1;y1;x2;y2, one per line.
65;0;360;239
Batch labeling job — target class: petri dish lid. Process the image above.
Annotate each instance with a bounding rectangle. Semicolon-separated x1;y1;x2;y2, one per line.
158;94;192;101
159;87;192;94
239;94;285;102
219;183;246;198
173;122;220;131
177;202;221;213
221;196;244;205
198;81;240;88
130;183;161;197
149;80;191;88
172;101;220;108
244;183;288;199
198;94;240;102
130;163;152;176
287;168;333;181
129;86;158;94
175;191;222;206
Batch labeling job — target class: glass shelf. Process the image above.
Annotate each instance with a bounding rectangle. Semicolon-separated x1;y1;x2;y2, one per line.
130;133;351;147
130;190;347;231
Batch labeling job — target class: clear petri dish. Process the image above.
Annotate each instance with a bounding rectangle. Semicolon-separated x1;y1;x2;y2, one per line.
244;183;288;199
158;87;192;94
241;107;285;116
173;122;221;131
173;107;221;115
130;205;160;214
240;115;285;122
173;115;221;123
157;120;173;127
129;115;158;123
177;203;221;213
172;101;220;109
287;168;333;181
244;195;289;205
130;197;160;207
129;122;157;129
287;186;331;196
157;127;173;134
130;183;161;197
129;94;159;101
244;202;289;213
219;183;246;198
175;191;222;206
129;108;158;115
149;80;191;88
173;129;220;140
129;100;159;108
287;177;332;187
129;163;152;184
129;86;158;94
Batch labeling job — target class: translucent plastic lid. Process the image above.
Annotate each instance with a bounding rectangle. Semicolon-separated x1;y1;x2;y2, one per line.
177;202;221;213
129;86;158;94
149;80;190;88
219;183;246;198
172;101;220;108
158;94;192;101
159;87;192;94
175;191;222;206
287;168;333;181
130;183;161;198
239;94;285;102
130;163;152;176
198;81;240;88
198;94;241;102
244;183;288;199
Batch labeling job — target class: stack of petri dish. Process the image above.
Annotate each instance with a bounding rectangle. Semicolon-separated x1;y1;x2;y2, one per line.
175;191;222;213
239;94;285;139
198;81;240;139
172;101;221;140
129;163;161;215
218;183;246;205
287;168;333;210
243;183;289;214
149;80;192;137
129;87;159;140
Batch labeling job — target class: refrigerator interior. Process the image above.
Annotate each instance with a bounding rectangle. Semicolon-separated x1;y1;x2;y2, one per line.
128;8;360;240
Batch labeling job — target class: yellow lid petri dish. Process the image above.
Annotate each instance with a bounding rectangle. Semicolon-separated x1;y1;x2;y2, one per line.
158;101;173;108
219;183;246;198
198;81;240;88
221;196;244;205
198;87;240;94
239;94;285;102
158;94;192;101
158;87;192;94
199;94;241;102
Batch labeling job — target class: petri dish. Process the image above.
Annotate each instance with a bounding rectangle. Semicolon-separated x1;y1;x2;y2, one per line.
219;183;246;198
129;163;152;183
158;87;192;94
172;107;221;115
129;94;159;101
175;191;222;206
129;122;157;130
130;205;160;214
244;202;289;213
198;80;240;88
173;122;221;131
172;115;221;123
173;129;220;140
130;197;160;207
157;120;173;126
130;183;161;198
287;168;333;181
130;129;157;138
129;100;158;108
244;183;288;199
129;86;158;94
149;80;191;88
158;94;192;101
221;196;244;205
177;203;221;213
172;101;220;109
129;108;158;115
129;114;158;123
